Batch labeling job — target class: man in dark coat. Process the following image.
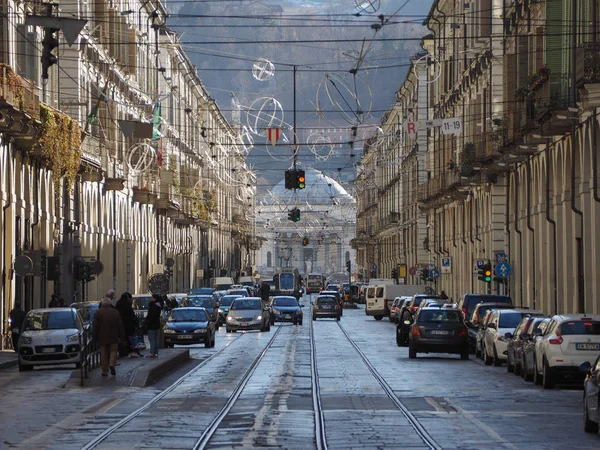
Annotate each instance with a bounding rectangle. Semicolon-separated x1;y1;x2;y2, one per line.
116;292;142;357
92;298;125;376
9;302;26;351
145;294;163;358
260;282;270;303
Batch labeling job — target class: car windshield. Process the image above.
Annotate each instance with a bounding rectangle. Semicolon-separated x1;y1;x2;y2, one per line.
168;309;208;322
559;320;600;335
186;296;213;308
418;310;462;323
231;299;261;310
317;297;335;305
133;296;152;310
228;290;247;296
23;310;78;331
499;312;524;329
220;296;240;307
273;297;298;307
279;273;294;290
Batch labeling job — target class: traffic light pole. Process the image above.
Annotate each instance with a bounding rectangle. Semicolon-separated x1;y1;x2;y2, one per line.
293;65;297;171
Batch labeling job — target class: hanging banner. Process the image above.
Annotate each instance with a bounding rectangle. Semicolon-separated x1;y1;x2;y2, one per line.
266;128;282;146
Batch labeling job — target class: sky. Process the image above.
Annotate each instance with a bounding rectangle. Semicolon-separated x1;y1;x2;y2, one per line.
168;0;434;193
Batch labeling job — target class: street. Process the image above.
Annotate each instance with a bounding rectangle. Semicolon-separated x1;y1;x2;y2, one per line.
1;298;598;450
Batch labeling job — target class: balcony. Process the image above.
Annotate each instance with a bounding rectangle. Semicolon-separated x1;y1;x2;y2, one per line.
529;74;575;134
80;134;102;168
576;43;600;107
417;170;467;208
132;186;158;205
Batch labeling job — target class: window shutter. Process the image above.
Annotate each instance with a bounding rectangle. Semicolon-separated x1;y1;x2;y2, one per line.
128;29;137;75
535;28;544;71
480;0;491;37
16;25;27;78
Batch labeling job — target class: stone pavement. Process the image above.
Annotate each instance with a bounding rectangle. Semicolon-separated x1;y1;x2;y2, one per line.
0;350;18;369
67;348;190;388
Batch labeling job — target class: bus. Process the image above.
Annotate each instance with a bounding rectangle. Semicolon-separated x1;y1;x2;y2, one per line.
306;273;325;294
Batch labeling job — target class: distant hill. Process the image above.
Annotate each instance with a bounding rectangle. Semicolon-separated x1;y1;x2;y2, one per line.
168;0;434;193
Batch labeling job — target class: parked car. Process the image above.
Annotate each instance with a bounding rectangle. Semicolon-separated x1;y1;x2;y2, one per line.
179;295;219;327
217;294;244;326
18;308;84;371
407;294;442;314
506;314;547;375
521;318;551;381
163;307;216;348
580;355;600;432
70;301;100;330
312;295;341;321
225;297;271;332
476;310;494;359
132;294;153;332
533;314;600;389
270;296;304;325
392;297;412;324
408;306;469;360
467;302;515;354
457;293;512;323
389;298;403;323
483;309;543;366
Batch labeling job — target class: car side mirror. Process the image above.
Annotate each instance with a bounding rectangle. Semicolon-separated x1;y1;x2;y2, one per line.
504;332;513;339
487;323;496;329
579;361;592;373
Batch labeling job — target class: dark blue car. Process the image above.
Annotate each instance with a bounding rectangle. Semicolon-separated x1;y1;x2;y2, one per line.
269;296;303;325
163;307;215;348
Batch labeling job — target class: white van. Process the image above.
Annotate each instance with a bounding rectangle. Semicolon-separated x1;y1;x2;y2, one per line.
210;277;235;290
366;284;428;320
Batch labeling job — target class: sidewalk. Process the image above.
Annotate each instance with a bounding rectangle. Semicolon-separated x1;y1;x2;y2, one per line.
0;350;18;370
66;348;190;388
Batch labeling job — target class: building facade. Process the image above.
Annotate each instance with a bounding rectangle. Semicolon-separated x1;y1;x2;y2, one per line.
355;0;600;313
0;0;256;345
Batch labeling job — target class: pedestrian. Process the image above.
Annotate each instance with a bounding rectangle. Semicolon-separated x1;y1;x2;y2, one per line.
105;290;117;307
48;294;59;308
116;292;142;357
58;298;66;307
92;298;125;376
9;302;26;352
439;290;449;300
145;294;163;358
260;281;270;303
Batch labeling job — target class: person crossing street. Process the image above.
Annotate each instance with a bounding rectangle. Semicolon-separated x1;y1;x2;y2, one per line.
92;298;125;376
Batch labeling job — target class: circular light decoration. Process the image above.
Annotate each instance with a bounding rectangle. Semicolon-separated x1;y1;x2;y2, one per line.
252;58;275;81
412;54;442;84
307;132;335;161
126;142;156;173
355;0;380;15
239;125;254;154
246;97;285;136
316;73;372;126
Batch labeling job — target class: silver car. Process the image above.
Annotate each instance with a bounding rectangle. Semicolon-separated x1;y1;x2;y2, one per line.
225;297;271;332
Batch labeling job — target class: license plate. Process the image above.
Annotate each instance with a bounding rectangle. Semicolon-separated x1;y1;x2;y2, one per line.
42;347;56;353
430;330;449;335
575;343;600;350
285;314;291;318
178;335;193;339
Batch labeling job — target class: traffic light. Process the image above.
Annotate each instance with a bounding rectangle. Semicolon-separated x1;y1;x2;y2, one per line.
74;259;94;282
296;170;306;189
420;267;430;282
41;27;59;79
478;263;492;283
302;237;309;246
346;260;351;273
284;170;295;189
287;208;300;222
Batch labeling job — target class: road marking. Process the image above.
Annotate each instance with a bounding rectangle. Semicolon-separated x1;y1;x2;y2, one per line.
453;405;519;450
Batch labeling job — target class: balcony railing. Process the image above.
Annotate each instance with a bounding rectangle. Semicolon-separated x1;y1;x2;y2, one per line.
529;74;572;123
576;43;600;86
417;171;461;203
0;64;40;121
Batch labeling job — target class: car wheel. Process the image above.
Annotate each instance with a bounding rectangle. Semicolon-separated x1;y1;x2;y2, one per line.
534;358;543;385
226;327;230;333
475;346;481;359
460;348;469;360
408;345;417;359
542;359;555;389
75;362;81;369
205;339;211;348
396;329;403;347
514;359;521;376
336;315;340;321
267;322;271;332
493;345;502;367
483;345;493;366
507;352;514;373
521;358;528;380
374;315;383;321
584;397;599;433
18;363;33;372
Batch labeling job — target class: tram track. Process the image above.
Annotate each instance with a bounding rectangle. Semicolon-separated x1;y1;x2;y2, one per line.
335;320;442;450
309;308;328;450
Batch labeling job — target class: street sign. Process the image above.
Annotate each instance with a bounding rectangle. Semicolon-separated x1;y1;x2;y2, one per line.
473;258;485;274
496;252;507;263
399;264;407;278
428;263;435;270
495;261;512;278
441;118;462;135
408;266;417;276
441;257;451;274
430;268;440;280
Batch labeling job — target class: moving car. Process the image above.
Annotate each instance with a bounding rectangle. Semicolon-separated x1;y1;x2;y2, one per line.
320;290;343;316
312;295;341;321
163;307;215;348
580;355;600;433
217;294;244;326
189;287;215;295
270;296;304;325
533;314;600;389
225;297;271;332
179;295;219;327
408;306;469;360
18;308;84;371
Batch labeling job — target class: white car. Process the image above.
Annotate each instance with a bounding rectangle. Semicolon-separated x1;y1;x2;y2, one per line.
483;309;543;366
18;308;84;371
533;314;600;389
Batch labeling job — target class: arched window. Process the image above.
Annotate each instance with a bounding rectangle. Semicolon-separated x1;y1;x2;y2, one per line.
267;251;272;267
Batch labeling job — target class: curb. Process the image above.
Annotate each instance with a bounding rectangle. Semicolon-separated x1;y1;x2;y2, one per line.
130;349;190;387
0;359;18;370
